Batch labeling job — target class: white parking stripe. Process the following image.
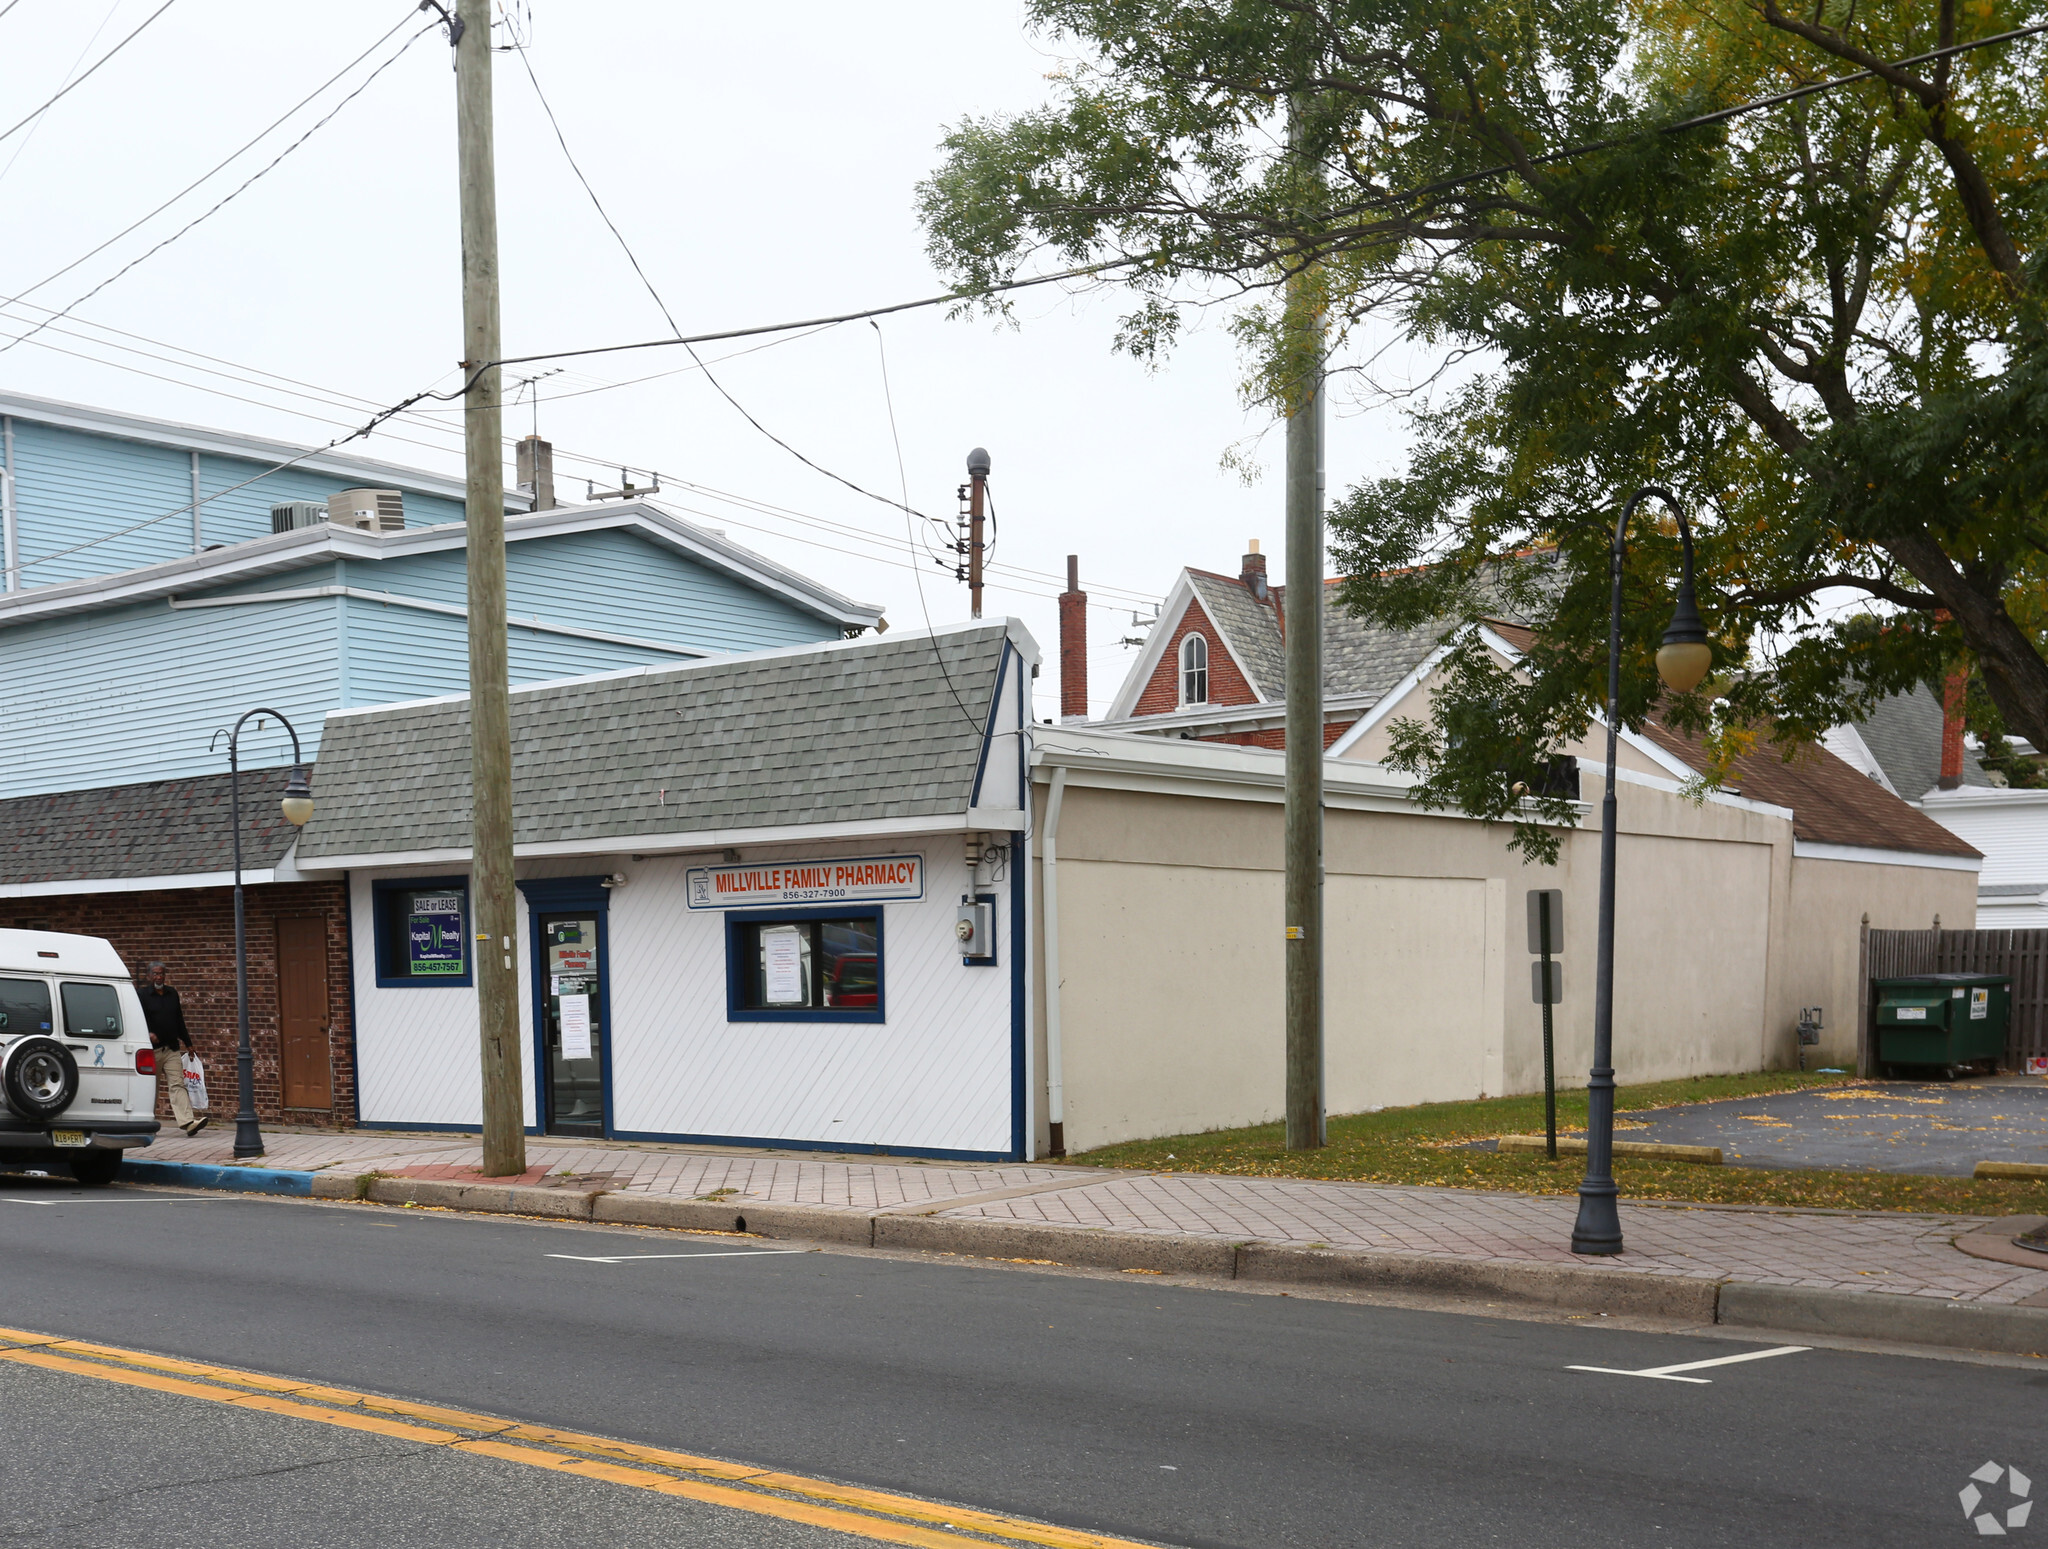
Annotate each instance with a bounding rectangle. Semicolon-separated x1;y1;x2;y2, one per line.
1568;1345;1810;1383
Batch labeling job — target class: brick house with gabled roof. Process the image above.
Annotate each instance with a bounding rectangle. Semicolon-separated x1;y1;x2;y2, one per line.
1097;543;1444;747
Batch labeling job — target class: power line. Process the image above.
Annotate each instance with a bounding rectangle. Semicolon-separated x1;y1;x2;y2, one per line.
0;0;183;146
0;17;437;360
0;11;419;312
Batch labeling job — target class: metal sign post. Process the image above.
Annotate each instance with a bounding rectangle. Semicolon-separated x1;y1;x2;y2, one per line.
1528;889;1564;1160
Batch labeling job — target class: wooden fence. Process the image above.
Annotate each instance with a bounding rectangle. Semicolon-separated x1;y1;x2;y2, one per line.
1859;926;2048;1073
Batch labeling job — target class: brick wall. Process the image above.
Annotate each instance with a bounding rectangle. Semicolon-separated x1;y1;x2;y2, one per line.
1133;598;1261;716
1208;719;1357;751
8;881;355;1129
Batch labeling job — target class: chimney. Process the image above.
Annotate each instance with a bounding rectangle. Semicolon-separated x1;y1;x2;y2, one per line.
1059;554;1088;722
1939;668;1967;789
1241;538;1269;600
517;435;556;512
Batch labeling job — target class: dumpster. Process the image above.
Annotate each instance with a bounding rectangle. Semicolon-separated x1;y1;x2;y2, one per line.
1873;973;2011;1074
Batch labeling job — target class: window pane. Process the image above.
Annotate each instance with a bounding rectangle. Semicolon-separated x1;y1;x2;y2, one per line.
737;917;879;1013
0;977;53;1037
381;887;468;980
61;982;122;1038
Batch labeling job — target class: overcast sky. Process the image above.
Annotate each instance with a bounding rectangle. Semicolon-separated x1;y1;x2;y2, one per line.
0;0;1415;718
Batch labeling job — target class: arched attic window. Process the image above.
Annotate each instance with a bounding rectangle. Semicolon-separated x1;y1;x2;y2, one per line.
1180;632;1209;705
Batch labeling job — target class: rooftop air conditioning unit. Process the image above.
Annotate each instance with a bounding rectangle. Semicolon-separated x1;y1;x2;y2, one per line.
327;488;404;533
270;501;327;534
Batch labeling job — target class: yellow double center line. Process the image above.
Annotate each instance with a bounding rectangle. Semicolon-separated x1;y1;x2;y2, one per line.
0;1326;1164;1549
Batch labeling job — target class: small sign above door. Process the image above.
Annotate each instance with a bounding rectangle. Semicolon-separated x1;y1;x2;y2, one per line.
685;854;923;910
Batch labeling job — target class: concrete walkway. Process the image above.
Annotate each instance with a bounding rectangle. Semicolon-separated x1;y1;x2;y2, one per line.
129;1125;2048;1315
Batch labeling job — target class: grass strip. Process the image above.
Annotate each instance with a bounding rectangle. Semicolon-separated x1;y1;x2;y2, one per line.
1067;1071;2048;1216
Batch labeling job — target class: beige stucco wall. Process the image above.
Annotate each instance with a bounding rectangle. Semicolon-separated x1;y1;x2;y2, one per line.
1769;855;1978;1069
1033;773;1799;1154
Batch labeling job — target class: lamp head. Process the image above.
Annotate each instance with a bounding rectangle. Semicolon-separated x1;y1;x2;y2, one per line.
1656;584;1712;694
280;765;314;827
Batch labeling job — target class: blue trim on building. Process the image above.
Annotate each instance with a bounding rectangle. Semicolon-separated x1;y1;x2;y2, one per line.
369;875;473;988
722;903;885;1024
968;642;1012;808
347;1119;545;1136
517;876;615;1140
1008;827;1027;1161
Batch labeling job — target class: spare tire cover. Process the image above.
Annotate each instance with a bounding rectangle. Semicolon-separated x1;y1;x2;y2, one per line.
3;1036;79;1121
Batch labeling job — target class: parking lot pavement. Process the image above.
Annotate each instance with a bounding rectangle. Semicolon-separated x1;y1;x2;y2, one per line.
1577;1076;2048;1175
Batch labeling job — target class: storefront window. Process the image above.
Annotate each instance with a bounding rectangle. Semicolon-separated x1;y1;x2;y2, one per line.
373;879;472;987
728;911;882;1021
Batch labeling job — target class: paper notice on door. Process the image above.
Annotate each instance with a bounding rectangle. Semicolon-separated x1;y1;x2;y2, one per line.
559;993;592;1059
762;926;805;1005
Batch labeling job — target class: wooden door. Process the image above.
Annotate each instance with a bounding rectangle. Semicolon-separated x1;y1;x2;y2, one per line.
275;916;332;1109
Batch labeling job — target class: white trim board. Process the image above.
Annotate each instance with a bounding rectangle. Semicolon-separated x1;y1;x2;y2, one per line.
1791;839;1982;872
294;809;1029;875
169;586;710;659
319;616;1038;722
0;868;281;898
0;500;880;631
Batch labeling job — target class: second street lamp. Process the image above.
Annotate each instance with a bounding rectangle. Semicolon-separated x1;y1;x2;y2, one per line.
1570;486;1710;1257
209;710;315;1162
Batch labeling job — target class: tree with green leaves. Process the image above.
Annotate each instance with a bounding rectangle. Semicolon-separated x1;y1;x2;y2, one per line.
918;0;2048;858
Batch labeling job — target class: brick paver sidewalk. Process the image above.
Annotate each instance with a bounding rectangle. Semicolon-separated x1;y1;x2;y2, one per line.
139;1127;2048;1308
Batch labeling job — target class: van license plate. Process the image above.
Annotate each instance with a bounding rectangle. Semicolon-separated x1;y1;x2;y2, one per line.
49;1130;87;1147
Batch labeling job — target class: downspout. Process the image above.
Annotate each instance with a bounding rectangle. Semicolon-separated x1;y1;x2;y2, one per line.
190;449;205;553
1041;764;1069;1157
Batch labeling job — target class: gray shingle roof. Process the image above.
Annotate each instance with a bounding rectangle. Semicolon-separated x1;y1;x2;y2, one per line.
1186;569;1449;702
1854;686;1990;800
1188;572;1284;697
0;768;303;884
297;626;1014;860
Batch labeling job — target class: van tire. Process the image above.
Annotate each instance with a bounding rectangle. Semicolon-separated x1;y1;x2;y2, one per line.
2;1036;78;1121
66;1151;121;1187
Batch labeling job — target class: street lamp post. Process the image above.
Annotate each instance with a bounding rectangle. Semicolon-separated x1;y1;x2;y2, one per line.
209;710;315;1161
1570;487;1712;1256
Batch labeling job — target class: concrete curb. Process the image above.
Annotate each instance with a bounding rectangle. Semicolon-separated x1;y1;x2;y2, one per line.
1495;1136;1723;1165
1719;1282;2048;1355
123;1159;315;1196
167;1169;2048;1356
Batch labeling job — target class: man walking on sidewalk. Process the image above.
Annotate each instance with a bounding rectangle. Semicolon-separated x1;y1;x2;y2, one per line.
137;962;206;1137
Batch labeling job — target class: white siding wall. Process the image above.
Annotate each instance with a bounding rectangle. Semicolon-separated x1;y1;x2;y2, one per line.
607;843;1013;1155
1921;796;2048;888
348;840;1017;1156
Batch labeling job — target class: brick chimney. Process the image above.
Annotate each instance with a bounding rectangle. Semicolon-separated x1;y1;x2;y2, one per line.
1939;668;1967;789
1241;539;1269;600
1059;554;1087;722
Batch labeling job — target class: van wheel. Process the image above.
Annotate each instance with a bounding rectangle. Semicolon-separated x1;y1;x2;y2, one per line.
66;1151;121;1187
2;1036;78;1121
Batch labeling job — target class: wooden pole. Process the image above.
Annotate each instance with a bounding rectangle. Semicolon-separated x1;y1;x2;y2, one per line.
456;0;524;1176
1282;97;1325;1152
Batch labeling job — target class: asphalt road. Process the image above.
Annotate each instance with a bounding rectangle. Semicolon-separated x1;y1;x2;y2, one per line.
1;1180;2043;1549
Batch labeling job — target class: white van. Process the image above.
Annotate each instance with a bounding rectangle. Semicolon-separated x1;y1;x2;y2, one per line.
0;929;160;1185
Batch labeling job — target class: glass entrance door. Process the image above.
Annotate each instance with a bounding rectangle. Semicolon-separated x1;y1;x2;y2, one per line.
540;913;604;1136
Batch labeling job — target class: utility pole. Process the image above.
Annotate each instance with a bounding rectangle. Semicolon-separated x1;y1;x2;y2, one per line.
453;0;524;1177
1282;96;1326;1152
962;447;990;618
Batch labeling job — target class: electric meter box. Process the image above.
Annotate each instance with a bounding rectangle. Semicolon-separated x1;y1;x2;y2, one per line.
955;902;994;960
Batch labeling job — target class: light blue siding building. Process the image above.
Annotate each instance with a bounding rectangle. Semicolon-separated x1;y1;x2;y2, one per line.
0;393;881;799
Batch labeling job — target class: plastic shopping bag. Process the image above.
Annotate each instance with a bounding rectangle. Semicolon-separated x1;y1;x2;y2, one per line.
182;1055;209;1112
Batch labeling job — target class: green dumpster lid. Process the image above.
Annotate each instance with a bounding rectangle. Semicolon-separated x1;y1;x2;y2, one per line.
1874;973;2010;987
